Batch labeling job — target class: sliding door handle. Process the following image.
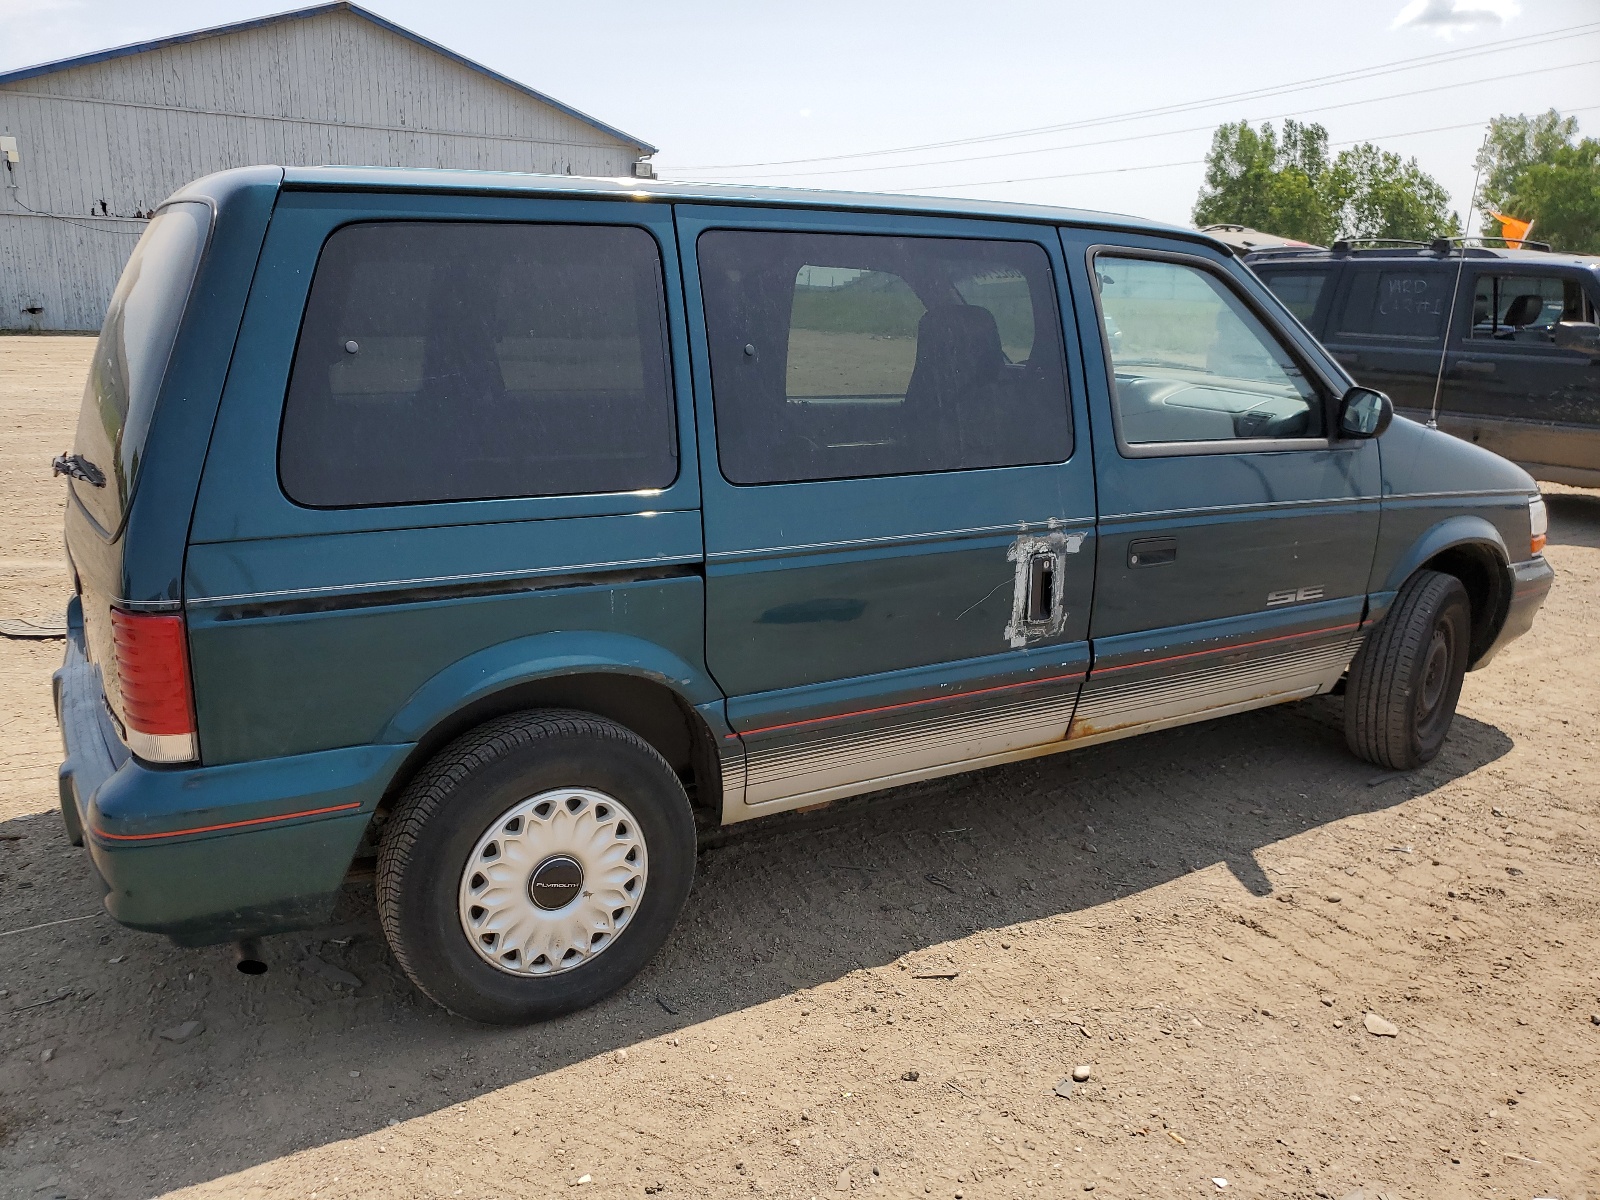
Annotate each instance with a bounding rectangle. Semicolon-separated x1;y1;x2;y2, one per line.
1026;552;1055;621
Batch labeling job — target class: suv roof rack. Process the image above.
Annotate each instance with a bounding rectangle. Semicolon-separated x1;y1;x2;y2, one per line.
1329;238;1432;251
1247;236;1559;263
1442;235;1554;252
1324;236;1554;255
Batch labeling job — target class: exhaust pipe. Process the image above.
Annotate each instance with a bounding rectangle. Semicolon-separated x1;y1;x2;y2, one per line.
233;938;267;975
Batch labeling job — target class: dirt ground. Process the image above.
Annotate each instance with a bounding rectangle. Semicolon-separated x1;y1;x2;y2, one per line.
1;334;1596;1200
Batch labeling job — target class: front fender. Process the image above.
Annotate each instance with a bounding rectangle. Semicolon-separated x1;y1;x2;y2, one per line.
1376;515;1509;597
1367;515;1513;665
379;631;722;745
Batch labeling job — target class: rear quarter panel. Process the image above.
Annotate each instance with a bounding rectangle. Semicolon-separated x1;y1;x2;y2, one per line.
185;190;717;769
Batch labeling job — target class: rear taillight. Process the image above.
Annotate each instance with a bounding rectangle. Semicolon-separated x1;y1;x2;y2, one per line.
110;607;197;763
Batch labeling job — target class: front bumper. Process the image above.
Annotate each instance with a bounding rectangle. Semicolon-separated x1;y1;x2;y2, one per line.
54;599;409;946
1472;555;1555;670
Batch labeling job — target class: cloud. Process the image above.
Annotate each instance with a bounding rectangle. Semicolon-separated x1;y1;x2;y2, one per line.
1393;0;1522;34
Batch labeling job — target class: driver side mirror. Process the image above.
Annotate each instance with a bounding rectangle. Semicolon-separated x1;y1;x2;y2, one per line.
1338;386;1393;439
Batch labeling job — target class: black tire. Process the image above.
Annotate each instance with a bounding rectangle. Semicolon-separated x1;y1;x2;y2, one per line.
376;709;696;1024
1344;570;1471;770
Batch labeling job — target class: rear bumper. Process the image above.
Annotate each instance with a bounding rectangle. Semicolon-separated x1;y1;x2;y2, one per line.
54;599;409;946
1473;555;1555;670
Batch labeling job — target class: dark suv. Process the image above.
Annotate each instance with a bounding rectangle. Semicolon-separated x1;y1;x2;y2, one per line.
1247;240;1600;487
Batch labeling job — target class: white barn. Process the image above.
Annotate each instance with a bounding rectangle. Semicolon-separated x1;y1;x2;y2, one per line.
0;2;655;330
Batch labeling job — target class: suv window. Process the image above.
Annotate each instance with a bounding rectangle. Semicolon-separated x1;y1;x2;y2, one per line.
278;222;676;508
1257;270;1327;324
71;201;211;533
697;230;1071;485
1095;255;1322;446
1471;274;1596;343
1335;268;1450;340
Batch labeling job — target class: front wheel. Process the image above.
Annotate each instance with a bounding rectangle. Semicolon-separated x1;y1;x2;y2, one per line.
1344;570;1471;770
376;710;697;1024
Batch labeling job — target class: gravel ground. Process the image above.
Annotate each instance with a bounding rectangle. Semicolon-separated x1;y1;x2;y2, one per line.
1;335;1596;1200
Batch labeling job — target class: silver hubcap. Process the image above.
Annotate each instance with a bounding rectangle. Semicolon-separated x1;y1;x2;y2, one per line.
457;788;648;977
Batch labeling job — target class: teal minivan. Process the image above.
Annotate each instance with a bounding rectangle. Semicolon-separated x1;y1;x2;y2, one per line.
54;167;1553;1023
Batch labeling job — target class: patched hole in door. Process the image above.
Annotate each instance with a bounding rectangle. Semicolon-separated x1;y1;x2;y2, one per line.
1004;528;1083;647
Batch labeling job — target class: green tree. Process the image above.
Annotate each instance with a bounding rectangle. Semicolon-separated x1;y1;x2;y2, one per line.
1475;110;1600;252
1477;109;1580;213
1192;120;1338;244
1321;144;1460;242
1193;120;1458;244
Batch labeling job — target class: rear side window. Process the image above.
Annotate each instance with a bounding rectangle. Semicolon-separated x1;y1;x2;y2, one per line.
1257;271;1327;325
71;201;211;533
698;230;1071;485
1335;268;1450;340
278;222;676;508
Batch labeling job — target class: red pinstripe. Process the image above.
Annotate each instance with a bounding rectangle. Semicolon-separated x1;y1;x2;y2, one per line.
91;801;363;842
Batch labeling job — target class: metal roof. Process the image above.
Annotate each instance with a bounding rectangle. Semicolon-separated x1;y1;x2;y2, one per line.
0;1;656;154
274;164;1196;238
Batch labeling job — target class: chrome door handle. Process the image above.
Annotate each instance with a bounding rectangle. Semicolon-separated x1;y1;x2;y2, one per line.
1451;359;1495;377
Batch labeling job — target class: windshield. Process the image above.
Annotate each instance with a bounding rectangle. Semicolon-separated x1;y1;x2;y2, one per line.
70;201;210;534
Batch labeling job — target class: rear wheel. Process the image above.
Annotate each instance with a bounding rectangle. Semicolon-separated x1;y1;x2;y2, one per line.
376;709;696;1024
1344;570;1471;770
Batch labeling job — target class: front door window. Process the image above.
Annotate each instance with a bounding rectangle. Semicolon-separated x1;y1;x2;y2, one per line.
1095;255;1322;445
1471;275;1595;343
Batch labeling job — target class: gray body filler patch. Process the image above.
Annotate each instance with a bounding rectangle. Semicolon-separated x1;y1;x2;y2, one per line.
1004;527;1086;647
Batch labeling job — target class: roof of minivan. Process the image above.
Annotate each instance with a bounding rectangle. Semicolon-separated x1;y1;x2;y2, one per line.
272;165;1200;240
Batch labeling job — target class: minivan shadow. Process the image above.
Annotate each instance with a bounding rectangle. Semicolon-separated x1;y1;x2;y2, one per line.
2;696;1512;1198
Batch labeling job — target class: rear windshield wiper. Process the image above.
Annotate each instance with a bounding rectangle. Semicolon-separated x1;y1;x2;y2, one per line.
52;453;106;488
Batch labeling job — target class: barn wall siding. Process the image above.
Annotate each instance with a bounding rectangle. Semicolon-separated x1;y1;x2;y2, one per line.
0;9;643;330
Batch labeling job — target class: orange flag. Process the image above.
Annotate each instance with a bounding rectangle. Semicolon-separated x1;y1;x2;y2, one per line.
1491;212;1534;247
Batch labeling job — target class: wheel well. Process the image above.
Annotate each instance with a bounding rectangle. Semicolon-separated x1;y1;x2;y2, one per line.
372;674;722;830
1421;542;1508;665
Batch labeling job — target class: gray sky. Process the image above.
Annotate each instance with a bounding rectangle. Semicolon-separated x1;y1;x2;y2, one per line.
3;0;1597;229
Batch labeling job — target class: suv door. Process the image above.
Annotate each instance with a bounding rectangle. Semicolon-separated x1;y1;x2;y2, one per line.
678;206;1096;817
1063;232;1380;744
1438;268;1600;481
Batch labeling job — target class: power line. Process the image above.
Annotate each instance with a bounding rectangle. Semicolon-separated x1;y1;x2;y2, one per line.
892;104;1600;193
2;186;146;236
672;20;1600;172
669;58;1599;183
